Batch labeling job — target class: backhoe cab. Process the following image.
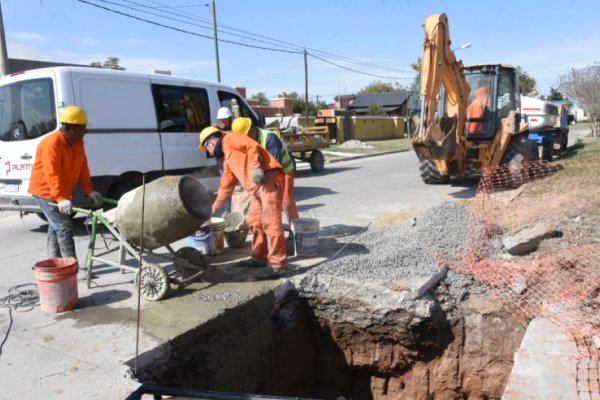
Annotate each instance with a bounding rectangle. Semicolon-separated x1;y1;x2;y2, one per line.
412;13;530;184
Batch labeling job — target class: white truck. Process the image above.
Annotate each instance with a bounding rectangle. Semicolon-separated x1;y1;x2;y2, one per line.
521;95;570;161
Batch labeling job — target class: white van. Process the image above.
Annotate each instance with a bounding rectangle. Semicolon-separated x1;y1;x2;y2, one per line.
0;66;260;215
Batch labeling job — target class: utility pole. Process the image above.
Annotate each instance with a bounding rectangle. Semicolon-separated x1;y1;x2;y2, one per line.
304;47;309;126
0;1;9;76
211;0;221;82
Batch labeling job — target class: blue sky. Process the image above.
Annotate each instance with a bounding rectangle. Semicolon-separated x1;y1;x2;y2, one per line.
3;0;600;104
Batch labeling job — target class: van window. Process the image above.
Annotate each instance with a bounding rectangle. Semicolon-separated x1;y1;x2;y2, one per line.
0;78;56;142
218;91;257;124
153;85;210;132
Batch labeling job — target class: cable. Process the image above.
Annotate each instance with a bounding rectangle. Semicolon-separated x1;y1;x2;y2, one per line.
309;53;413;80
122;0;306;52
77;0;411;78
0;284;40;357
77;0;303;54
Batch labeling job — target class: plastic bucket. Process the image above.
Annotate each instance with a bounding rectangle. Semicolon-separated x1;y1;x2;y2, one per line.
224;228;249;248
210;217;226;255
291;218;320;256
33;257;79;313
186;222;215;255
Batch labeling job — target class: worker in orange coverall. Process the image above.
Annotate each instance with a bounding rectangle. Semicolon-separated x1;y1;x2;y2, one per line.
29;106;102;269
232;117;299;224
466;86;491;134
198;126;287;279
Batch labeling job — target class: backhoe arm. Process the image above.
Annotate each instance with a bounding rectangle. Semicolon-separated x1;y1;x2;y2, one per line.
413;13;470;171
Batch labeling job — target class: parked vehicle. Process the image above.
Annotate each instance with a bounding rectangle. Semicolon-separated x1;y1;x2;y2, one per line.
0;67;260;215
521;95;570;161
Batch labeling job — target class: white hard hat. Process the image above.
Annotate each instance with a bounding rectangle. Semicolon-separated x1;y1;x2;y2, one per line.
217;107;233;120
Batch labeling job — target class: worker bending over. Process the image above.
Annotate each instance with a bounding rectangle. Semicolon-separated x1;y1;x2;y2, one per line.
232;117;299;224
29;106;102;266
199;126;287;279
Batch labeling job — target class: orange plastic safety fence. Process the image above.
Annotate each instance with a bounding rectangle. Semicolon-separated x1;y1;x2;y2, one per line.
443;158;600;399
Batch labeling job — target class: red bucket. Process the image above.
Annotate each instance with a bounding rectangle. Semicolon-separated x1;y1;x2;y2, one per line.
34;257;79;313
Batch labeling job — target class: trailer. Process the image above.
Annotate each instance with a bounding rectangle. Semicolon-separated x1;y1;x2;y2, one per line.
278;126;330;173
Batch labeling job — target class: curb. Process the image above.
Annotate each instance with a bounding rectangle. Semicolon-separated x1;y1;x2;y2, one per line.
326;148;411;164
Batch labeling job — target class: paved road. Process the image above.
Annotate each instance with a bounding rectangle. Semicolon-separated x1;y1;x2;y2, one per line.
1;127;591;289
293;150;477;228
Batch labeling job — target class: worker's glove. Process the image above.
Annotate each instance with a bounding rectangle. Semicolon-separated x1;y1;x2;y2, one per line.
251;168;266;185
57;200;72;215
88;191;103;207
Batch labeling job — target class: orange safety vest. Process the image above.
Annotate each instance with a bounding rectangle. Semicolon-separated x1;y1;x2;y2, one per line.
467;87;491;134
29;130;94;202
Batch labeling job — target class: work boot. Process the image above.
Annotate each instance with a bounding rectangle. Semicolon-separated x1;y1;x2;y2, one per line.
47;234;61;259
255;265;286;280
238;258;267;268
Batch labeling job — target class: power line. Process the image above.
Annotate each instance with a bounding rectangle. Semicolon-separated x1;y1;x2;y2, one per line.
135;0;411;74
77;0;303;54
117;0;304;52
309;53;412;80
77;0;414;80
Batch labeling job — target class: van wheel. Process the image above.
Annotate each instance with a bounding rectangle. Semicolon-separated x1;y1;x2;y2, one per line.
107;181;141;209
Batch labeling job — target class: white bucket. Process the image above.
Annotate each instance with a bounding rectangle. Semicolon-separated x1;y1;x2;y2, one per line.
291;218;319;256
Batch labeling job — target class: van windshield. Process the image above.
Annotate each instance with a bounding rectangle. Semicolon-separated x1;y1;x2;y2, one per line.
0;78;56;142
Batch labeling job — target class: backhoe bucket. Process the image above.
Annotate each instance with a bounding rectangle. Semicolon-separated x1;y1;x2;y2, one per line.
412;115;458;160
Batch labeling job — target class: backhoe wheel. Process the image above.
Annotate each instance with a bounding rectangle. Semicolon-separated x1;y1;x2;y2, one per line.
309;150;325;173
501;135;527;165
134;264;169;301
419;159;450;184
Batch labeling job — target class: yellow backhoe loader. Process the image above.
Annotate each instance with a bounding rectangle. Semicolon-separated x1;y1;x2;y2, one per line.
412;13;533;184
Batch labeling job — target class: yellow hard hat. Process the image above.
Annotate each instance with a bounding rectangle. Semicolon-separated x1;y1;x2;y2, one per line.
59;106;88;125
231;117;252;135
199;126;221;151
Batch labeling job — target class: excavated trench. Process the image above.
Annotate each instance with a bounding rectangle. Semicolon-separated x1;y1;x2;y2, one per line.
134;202;527;399
135;274;525;400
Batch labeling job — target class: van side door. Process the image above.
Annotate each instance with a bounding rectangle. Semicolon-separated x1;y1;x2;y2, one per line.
152;84;213;173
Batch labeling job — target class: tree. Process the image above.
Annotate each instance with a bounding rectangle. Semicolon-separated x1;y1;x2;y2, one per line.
368;103;386;116
90;57;126;70
558;63;600;137
278;91;299;100
516;66;537;96
358;80;397;94
251;92;270;106
547;87;564;101
410;57;422;73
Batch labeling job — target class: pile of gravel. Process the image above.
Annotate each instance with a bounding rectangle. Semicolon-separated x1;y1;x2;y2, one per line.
309;201;472;282
338;140;373;149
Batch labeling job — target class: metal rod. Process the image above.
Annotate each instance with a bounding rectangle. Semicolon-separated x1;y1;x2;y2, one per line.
134;174;146;377
419;95;426;138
